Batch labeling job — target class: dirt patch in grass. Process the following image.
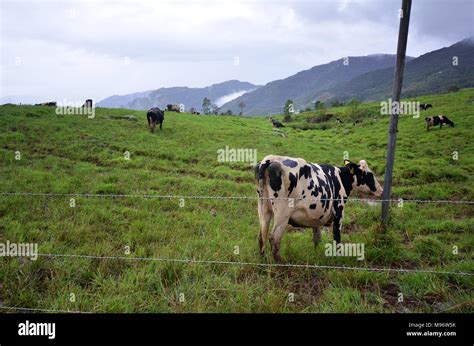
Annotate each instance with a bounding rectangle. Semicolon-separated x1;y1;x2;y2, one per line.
376;282;420;312
271;268;328;306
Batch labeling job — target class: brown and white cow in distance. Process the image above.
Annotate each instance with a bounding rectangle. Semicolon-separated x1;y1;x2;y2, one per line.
255;155;383;262
167;104;181;112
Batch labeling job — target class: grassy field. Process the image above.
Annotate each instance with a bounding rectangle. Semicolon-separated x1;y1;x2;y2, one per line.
0;89;473;313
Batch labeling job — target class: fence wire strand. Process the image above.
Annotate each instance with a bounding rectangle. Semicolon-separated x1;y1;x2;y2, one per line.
1;191;473;204
0;306;89;314
32;253;473;276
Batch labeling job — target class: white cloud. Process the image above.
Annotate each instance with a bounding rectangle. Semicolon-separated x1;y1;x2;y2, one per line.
215;89;254;107
1;0;472;103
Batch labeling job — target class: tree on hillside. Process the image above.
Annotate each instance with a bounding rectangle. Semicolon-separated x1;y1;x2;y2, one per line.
314;100;325;110
331;100;344;107
283;99;294;122
348;98;361;118
238;101;246;115
315;100;326;116
212;104;220;115
448;85;460;93
202;97;211;115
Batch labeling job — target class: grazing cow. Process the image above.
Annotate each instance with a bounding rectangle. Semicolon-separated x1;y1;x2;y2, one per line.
352;120;360;126
147;107;164;132
192;111;201;115
82;99;93;108
167;104;180;112
269;116;285;128
335;118;344;124
419;103;433;111
425;115;454;131
255;155;383;262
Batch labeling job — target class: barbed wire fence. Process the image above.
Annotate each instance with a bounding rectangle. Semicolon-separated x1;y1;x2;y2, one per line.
0;191;473;313
1;192;474;204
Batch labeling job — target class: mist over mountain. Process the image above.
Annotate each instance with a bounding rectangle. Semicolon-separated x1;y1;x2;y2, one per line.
97;80;259;111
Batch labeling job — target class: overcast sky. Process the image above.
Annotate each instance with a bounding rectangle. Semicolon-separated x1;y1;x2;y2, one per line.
1;0;473;104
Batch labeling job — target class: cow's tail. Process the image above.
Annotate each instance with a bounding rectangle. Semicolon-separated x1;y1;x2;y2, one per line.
255;161;267;197
255;158;286;200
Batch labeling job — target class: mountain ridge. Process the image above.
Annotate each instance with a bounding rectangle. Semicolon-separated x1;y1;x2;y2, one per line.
222;37;474;114
97;80;260;111
97;37;474;115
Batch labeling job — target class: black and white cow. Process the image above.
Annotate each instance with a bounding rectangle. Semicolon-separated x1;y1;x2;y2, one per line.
425;115;454;131
255;155;383;262
419;103;433;111
269;116;285;128
147;107;164;132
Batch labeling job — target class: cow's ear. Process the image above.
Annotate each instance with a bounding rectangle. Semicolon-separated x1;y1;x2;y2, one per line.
344;160;356;174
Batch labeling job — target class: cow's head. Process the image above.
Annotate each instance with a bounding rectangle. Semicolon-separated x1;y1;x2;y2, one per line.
344;160;383;197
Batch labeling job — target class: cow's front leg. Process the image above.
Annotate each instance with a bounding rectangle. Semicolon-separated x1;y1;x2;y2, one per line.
312;227;321;248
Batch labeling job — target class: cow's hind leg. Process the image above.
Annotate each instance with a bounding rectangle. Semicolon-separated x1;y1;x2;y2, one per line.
257;196;272;256
269;205;290;263
332;203;345;244
312;227;321;248
332;217;342;243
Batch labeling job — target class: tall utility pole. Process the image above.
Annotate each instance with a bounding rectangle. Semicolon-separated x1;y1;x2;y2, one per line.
381;0;412;226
